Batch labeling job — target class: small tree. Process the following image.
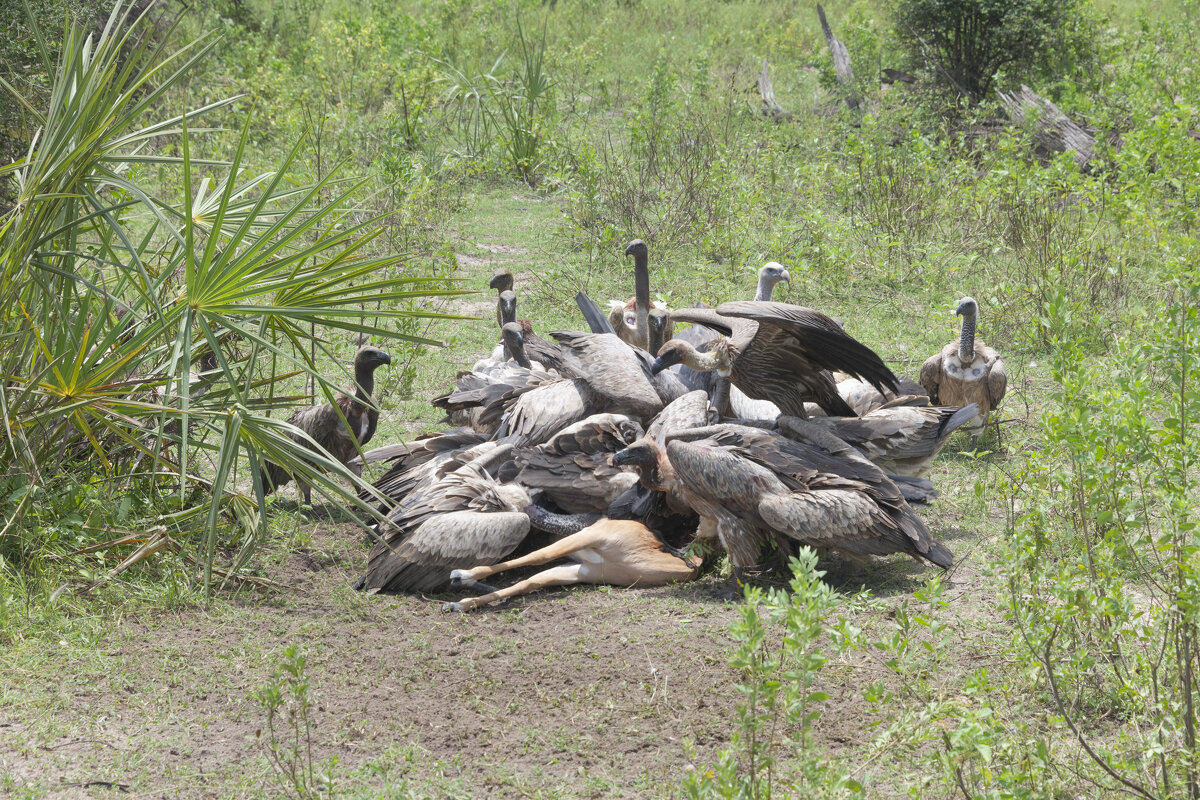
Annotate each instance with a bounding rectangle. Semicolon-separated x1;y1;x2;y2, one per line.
891;0;1094;103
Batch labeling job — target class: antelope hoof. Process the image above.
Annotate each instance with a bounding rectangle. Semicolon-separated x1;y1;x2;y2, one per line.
449;569;476;588
441;601;466;613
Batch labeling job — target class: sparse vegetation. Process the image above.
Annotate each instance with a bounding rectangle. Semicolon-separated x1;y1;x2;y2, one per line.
2;0;1200;797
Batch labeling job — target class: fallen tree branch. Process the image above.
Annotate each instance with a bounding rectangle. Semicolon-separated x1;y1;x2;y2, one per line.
998;84;1096;169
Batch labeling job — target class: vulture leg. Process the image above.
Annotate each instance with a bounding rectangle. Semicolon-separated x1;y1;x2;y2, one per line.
445;563;587;611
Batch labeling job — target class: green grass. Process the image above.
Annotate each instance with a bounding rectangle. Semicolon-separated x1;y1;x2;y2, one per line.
4;0;1200;796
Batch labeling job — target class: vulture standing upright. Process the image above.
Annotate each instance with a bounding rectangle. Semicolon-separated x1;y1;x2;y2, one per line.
611;239;673;351
262;345;391;504
490;269;515;328
919;296;1007;440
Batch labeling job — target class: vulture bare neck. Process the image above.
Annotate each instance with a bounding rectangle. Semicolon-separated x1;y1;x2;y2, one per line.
633;252;651;351
958;309;977;363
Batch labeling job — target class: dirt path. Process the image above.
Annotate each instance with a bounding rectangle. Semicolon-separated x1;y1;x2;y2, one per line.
1;521;746;799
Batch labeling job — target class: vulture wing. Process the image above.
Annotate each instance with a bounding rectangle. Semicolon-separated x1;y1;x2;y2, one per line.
918;351;944;404
549;331;663;419
576;291;618;335
716;300;900;396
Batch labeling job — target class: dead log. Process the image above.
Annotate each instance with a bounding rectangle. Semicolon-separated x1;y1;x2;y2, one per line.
998;84;1096;169
757;59;792;122
817;3;860;113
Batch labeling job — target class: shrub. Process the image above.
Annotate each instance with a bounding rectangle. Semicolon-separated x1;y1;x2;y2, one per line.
891;0;1096;103
0;1;460;591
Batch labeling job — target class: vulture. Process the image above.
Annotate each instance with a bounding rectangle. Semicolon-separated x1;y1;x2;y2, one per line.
674;265;788;411
493;329;690;448
611;239;673;351
439;323;550;433
616;421;952;573
511;413;645;513
261;345;391;504
654;301;899;418
357;446;531;594
611;391;715;522
919;296;1007;440
484;286;569;374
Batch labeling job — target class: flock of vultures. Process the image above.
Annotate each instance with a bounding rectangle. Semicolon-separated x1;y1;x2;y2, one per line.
263;241;1007;611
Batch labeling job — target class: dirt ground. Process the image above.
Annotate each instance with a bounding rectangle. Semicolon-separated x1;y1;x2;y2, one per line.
1;510;994;800
2;519;755;799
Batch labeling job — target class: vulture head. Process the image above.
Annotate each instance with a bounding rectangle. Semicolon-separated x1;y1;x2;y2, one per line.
611;437;665;488
954;296;978;317
624;239;648;260
611;438;657;470
647;306;673;354
756;262;791;301
650;339;688;374
650;338;730;376
355;346;392;371
499;290;518;325
489;269;515;293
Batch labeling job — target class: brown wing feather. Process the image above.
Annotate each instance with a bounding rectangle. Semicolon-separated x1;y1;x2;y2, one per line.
919;351;945;404
717;301;900;396
983;346;1007;409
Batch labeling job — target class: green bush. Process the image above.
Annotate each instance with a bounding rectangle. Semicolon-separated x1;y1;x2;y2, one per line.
0;1;459;592
891;0;1097;103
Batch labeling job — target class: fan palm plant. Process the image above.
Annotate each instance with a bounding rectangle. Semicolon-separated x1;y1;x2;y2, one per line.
0;1;465;592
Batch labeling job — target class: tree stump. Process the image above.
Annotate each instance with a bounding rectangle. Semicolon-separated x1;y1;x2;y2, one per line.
817;3;860;113
997;84;1096;169
757;59;792;122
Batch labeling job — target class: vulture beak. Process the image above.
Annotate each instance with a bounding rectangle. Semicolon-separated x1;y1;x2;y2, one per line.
611;447;637;467
954;300;967;316
380;351;392;365
780;269;791;289
650;349;682;375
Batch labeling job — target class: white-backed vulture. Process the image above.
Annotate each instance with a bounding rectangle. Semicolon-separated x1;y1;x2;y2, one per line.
754;262;791;301
261;345;391;504
654;301;899;418
611;239;673;351
616;421;952;572
919;296;1007;440
357;446;531;594
439;324;553;433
